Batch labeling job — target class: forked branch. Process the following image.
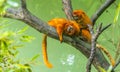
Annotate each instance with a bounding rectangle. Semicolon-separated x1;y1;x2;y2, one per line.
62;0;74;20
91;0;116;25
86;24;111;72
1;0;116;71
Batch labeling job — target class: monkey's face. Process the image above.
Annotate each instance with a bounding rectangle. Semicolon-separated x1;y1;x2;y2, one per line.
64;21;80;36
73;10;86;24
73;10;85;18
64;24;75;36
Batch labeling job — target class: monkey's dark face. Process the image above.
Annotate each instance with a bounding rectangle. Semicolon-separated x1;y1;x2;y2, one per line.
64;24;76;36
64;21;80;36
73;10;85;18
73;10;86;24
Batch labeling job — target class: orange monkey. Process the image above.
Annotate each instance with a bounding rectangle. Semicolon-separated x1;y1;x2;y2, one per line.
42;10;115;68
48;18;80;42
73;10;92;28
73;10;115;66
73;10;92;42
42;18;80;68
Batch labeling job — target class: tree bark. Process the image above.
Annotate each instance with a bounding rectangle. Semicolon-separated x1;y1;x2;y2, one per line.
4;8;109;71
2;0;116;71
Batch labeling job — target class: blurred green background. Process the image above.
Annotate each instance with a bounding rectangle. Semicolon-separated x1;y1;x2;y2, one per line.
2;0;120;72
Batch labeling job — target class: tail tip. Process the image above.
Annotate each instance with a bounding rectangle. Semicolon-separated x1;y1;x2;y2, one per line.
47;64;53;68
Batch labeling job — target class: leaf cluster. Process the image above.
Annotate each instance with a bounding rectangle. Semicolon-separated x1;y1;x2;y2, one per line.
0;25;36;72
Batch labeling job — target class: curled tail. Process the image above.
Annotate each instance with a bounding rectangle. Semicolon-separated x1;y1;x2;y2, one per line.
96;44;115;66
42;34;53;68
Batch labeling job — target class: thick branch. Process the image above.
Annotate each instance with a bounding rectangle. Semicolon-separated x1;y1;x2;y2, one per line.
3;1;111;71
62;0;74;20
62;0;111;71
91;0;115;25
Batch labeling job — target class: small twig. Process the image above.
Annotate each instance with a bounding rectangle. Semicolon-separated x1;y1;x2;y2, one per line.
95;23;112;38
20;0;29;17
100;24;111;33
91;0;115;25
94;23;102;41
3;0;113;71
62;0;74;20
86;24;95;72
86;24;101;72
115;41;120;61
86;23;111;72
21;0;27;9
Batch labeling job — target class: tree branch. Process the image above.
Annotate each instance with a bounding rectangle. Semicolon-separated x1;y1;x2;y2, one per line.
91;0;116;25
86;24;102;72
86;24;96;72
2;0;113;71
62;0;74;20
62;0;113;71
86;23;111;72
21;0;27;9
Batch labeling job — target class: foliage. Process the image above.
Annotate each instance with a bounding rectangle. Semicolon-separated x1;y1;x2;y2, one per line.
0;0;18;16
0;0;6;15
0;24;38;72
0;0;120;72
98;65;113;72
113;3;120;24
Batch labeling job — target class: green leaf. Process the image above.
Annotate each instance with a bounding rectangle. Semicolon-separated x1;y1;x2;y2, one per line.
0;0;6;7
113;3;120;24
30;54;40;61
17;26;28;34
98;66;106;72
0;0;6;16
12;45;24;49
107;65;113;72
16;64;30;69
20;35;35;42
0;67;2;72
0;31;15;39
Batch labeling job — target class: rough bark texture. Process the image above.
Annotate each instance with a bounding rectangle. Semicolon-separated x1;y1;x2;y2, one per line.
3;0;116;71
4;8;109;70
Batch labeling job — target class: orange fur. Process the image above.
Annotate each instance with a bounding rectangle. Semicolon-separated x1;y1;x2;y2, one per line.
42;10;115;68
73;10;115;66
48;18;80;42
81;29;91;42
42;18;80;68
42;34;53;68
73;10;92;42
73;10;92;27
96;44;115;66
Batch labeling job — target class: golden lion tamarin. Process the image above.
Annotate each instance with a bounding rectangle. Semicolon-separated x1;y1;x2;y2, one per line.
73;10;92;28
73;10;115;66
42;10;115;68
42;18;80;68
48;18;80;42
73;10;92;42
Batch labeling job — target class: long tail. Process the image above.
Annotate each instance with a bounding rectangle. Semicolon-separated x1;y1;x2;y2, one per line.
42;34;53;68
96;44;115;66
